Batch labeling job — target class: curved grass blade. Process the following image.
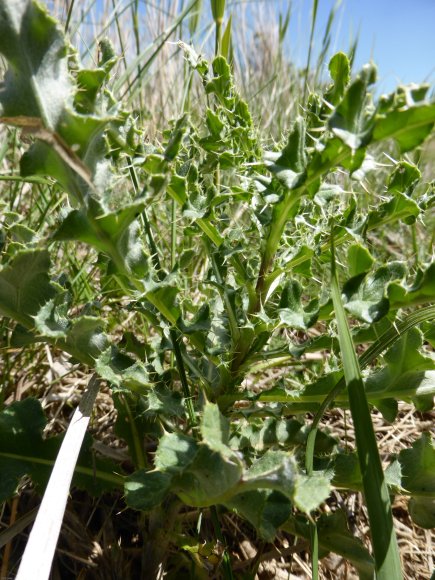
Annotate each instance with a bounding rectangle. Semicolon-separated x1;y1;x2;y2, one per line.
306;303;435;439
328;231;402;580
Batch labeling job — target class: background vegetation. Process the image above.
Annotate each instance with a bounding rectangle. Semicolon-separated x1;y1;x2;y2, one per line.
0;0;434;578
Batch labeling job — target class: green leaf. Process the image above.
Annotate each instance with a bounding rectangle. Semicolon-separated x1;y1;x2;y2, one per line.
408;498;435;529
0;249;56;327
53;200;148;277
74;68;107;115
206;57;232;102
173;445;243;506
205;108;225;137
267;117;307;189
144;283;181;326
240;450;330;513
220;14;233;62
288;244;314;277
60;316;109;365
342;262;406;323
309;511;375;580
124;470;173;511
387;161;421;194
33;295;70;338
365;328;435;412
389;262;435;307
145;385;184;417
373;100;435;152
276;117;307;174
278;280;319;329
200;402;230;451
366;191;420;228
293;473;331;513
329;63;377;150
154;433;198;474
0;0;117;202
398;434;435;531
0;0;69;128
399;433;435;528
225;490;291;541
332;452;363;492
54;200;145;246
20;141;88;202
243;450;297;494
113;393;155;466
326;52;350;106
95;347;150;391
164;115;188;161
347;243;374;277
0;0;123;206
388;432;435;529
230;417;337;454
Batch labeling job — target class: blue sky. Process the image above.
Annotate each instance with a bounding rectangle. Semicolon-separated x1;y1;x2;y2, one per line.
286;0;435;93
52;0;434;94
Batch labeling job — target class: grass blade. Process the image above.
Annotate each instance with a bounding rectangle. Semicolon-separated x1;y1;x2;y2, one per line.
303;0;319;103
329;232;402;580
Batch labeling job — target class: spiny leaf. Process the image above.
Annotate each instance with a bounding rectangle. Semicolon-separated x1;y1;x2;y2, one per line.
125;470;173;511
225;490;291;541
0;249;56;327
278;279;319;329
240;449;330;513
0;0;120;204
342;262;406;323
389;262;435;307
59;316;110;365
347;243;374;277
95;347;150;391
267;117;307;189
326;52;350;106
332;434;435;530
0;0;70;128
171;445;243;507
387;161;421;194
366;190;420;229
365;328;435;416
229;417;337;454
399;433;435;529
33;295;70;338
374;98;435;152
53;200;148;277
154;433;199;474
200;402;230;451
329;63;377;150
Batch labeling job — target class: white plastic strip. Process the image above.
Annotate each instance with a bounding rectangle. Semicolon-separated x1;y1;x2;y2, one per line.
16;375;100;580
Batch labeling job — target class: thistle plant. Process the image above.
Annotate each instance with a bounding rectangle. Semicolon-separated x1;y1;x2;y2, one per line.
0;1;434;577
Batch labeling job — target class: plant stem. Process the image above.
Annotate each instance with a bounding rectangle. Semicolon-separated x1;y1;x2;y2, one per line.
64;0;76;33
121;395;147;469
171;329;196;426
303;0;319;104
210;505;234;579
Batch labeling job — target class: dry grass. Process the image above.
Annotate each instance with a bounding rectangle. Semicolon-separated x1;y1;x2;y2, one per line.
1;346;433;578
